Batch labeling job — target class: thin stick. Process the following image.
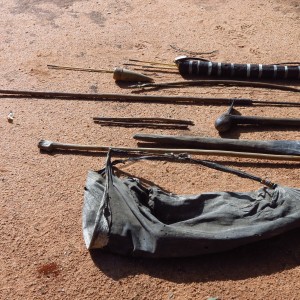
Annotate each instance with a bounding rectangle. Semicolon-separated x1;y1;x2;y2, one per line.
131;67;179;74
94;121;189;129
93;117;194;125
47;64;114;74
275;62;300;66
169;45;218;56
130;79;300;93
1;89;300;106
0;89;250;104
124;63;177;70
38;140;300;161
128;59;176;67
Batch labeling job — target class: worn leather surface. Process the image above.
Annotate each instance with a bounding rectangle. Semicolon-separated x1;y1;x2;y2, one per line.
83;152;300;258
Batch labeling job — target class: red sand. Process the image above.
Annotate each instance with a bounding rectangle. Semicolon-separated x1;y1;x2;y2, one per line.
1;0;299;299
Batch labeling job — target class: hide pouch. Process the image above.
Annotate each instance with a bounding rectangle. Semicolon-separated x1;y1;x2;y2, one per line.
83;150;300;258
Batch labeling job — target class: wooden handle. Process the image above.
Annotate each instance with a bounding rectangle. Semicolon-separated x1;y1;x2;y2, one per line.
176;58;300;80
215;113;300;132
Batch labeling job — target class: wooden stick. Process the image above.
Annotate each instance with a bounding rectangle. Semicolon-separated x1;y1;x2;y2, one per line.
94;121;189;129
215;112;300;133
123;63;177;70
92;117;194;125
47;65;154;82
0;89;299;106
130;79;300;93
128;59;176;67
133;133;300;156
38;140;300;161
47;64;114;73
0;89;251;105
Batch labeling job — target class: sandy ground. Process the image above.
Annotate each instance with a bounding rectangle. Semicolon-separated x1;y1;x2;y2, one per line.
0;0;300;299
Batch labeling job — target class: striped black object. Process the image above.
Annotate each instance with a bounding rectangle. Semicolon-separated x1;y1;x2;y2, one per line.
175;56;300;80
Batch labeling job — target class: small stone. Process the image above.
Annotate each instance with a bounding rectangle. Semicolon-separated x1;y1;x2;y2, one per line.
7;111;14;123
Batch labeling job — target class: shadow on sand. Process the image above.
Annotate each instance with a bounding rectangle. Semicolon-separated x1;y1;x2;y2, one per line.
89;227;300;283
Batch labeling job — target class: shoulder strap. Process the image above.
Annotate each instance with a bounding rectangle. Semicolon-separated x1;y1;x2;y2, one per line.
108;150;277;189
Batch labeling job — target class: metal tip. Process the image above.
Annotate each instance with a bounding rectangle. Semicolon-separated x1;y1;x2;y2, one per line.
113;68;154;82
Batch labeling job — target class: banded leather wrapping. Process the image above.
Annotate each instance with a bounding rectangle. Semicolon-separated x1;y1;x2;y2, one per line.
176;60;300;80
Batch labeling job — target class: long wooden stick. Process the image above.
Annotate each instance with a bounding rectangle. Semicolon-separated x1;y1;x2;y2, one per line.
128;59;176;67
48;65;154;82
0;89;249;104
123;63;177;70
130;79;300;93
133;134;300;156
38;140;300;161
94;121;189;129
93;117;193;129
93;117;194;125
1;89;300;106
47;64;114;73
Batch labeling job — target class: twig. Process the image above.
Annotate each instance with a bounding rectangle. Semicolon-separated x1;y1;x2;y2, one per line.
47;64;113;73
93;117;194;125
123;63;177;70
94;121;189;129
169;45;218;56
